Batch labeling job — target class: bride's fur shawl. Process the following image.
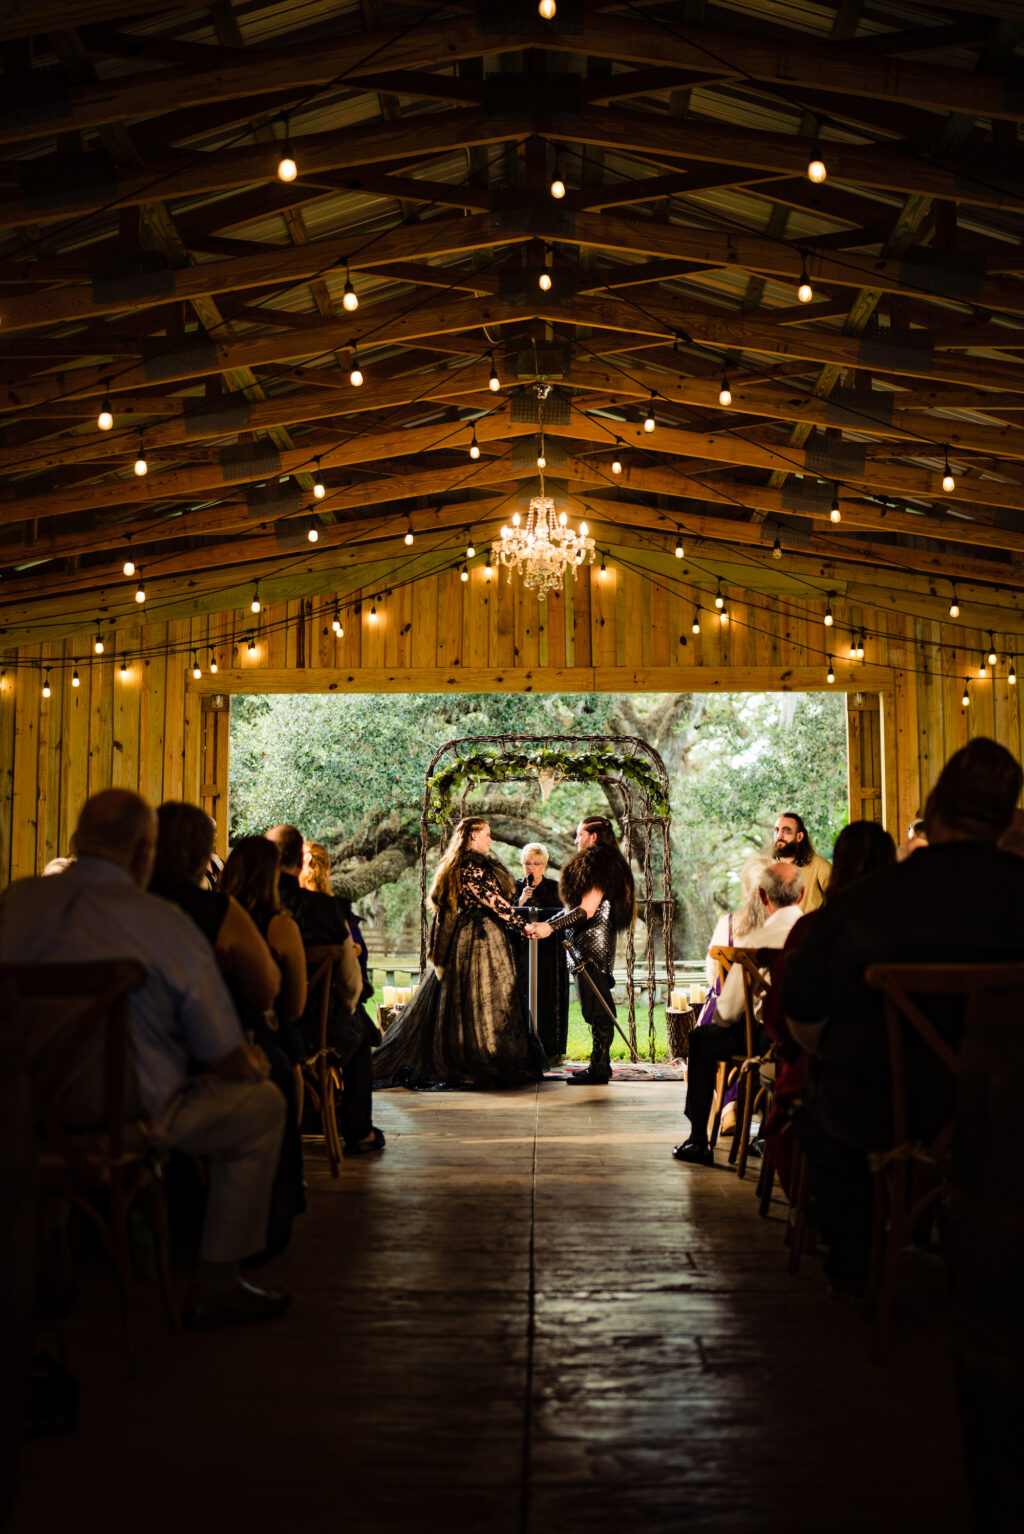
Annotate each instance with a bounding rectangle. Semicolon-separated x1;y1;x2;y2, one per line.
559;845;635;931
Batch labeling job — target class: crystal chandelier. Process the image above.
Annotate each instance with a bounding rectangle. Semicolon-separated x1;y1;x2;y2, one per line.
495;458;595;601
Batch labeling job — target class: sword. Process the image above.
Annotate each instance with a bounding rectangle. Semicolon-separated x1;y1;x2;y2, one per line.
563;940;640;1064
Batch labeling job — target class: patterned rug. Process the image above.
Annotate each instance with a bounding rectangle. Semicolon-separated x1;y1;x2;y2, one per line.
545;1059;687;1082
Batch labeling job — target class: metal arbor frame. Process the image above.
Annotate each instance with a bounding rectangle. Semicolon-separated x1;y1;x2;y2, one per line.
418;734;675;1061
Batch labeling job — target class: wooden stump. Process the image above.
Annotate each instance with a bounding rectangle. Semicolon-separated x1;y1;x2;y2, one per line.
666;1007;697;1060
377;1003;404;1033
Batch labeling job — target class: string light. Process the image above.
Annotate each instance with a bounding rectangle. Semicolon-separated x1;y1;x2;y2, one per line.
611;442;623;474
962;679;970;707
133;438;148;476
71;667;80;688
307;517;320;543
674;530;684;559
250;583;261;614
122;556;135;577
119;657;129;680
538;270;552;292
537;451;546;469
988;634;998;666
42;670;51;699
797;253;813;304
538;0;556;16
349;354;363;387
97;383;113;431
277;117;297;182
692;607;701;634
312;459;325;499
830;485;841;523
826;656;835;684
135;576;146;604
93;629;104;655
1010;662;1017;687
247;634;257;657
942;448;956;493
979;654;987;678
599;555;608;580
807;131;827;183
643;395;656;432
332;602;343;635
719;602;728;625
824;600;834;627
772;538;782;560
718;375;732;407
949;587;960;618
848;634;858;659
550;154;566;199
404;521;414;546
469;429;480;460
191;651;202;681
209;650;218;675
714;581;725;610
466;536;476;558
342;264;358;312
856;634;865;660
368;599;378;622
459;563;469;582
484;552;493;580
488;353;501;392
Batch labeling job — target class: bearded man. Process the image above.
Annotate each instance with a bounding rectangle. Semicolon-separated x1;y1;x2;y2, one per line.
526;816;635;1084
772;810;831;911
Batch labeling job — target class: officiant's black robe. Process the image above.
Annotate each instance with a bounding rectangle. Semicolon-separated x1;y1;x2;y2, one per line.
514;874;570;1058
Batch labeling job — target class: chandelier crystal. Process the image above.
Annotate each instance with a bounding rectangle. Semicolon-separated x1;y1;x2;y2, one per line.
495;463;595;601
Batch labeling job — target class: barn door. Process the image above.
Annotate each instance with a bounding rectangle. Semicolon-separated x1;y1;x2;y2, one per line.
846;692;884;827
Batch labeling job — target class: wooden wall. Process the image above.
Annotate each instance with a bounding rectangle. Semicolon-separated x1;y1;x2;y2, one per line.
2;564;1022;885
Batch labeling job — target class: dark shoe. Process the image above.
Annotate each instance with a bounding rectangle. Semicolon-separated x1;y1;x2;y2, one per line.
183;1279;291;1331
672;1139;714;1165
343;1126;386;1157
566;1066;612;1085
745;1138;764;1160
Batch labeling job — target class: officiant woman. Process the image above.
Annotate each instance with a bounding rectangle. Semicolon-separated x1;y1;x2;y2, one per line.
515;843;569;1060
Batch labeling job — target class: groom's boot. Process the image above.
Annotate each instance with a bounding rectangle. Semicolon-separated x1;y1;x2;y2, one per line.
568;989;614;1084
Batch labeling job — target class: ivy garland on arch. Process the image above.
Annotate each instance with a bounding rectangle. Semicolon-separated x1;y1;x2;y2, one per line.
426;745;670;825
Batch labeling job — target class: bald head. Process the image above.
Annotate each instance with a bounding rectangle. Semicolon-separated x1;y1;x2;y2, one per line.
759;860;804;911
265;823;303;872
75;789;157;887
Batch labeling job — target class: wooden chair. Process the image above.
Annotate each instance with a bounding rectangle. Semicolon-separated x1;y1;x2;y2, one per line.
1;960;180;1362
863;962;1024;1355
707;945;776;1179
299;944;349;1179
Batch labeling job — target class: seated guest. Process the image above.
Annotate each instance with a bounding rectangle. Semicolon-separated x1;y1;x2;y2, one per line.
772;811;831;910
704;856;768;987
302;839;376;1016
673;861;804;1165
897;816;928;861
783;738;1024;1294
0;789;289;1328
266;823;384;1158
514;842;569;1060
218;836;308;1056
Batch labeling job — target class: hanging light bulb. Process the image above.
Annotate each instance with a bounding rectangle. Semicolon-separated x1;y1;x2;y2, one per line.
989;635;998;666
848;634;858;659
538;0;556;16
122;556;135;577
93;630;104;655
312;459;325;499
466;537;476;559
644;396;656;433
674;531;684;559
368;600;378;622
830;486;841;523
797;254;813;304
611;441;623;475
979;654;987;678
807;143;827;183
277;117;297;182
97;385;113;431
537;452;546;469
349;354;363;387
469;429;480;460
550;167;566;199
772;538;782;560
942;448;956;494
459;563;469;582
1010;662;1017;686
250;584;261;615
247;634;257;657
826;656;835;684
488;353;500;392
191;651;202;681
962;679;970;707
719;603;728;625
484;552;493;580
824;601;834;627
135;576;146;604
599;555;608;580
71;667;80;688
718;375;732;407
134;440;148;476
42;670;51;699
332;603;343;635
119;657;128;680
538;270;552;292
342;264;358;312
404;522;414;546
307;517;320;543
209;650;218;675
856;633;865;660
714;581;725;610
692;608;701;635
949;588;960;618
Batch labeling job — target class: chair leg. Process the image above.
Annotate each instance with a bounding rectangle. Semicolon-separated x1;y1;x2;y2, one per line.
787;1147;810;1274
149;1179;180;1335
757;1138;775;1215
320;1056;341;1178
708;1061;727;1150
733;1072;758;1176
108;1168;138;1370
871;1161;909;1359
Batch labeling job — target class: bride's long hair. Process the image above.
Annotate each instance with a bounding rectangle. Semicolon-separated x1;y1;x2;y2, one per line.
430;817;515;911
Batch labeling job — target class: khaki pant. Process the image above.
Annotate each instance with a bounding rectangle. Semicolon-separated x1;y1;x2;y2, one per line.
153;1077;286;1265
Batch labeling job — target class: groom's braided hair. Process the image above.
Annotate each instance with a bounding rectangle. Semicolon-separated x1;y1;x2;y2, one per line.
560;818;636;931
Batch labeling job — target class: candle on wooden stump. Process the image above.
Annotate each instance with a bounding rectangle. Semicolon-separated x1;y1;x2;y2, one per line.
383;985;396;1007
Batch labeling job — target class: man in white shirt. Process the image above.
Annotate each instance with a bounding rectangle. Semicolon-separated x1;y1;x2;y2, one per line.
0;789;290;1329
672;861;804;1165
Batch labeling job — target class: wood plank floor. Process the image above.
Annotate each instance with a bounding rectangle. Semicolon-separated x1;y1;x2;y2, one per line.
13;1081;969;1534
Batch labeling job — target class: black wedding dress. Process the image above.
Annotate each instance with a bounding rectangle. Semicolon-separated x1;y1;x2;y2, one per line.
514;875;570;1059
372;852;548;1089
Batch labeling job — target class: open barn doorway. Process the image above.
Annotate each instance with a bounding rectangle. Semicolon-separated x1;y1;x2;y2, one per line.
222;689;851;1063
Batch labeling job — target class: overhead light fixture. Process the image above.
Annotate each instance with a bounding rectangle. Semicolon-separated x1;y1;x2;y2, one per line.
719;603;728;625
772;538;782;560
797;253;813;304
97;384;113;431
277;117;297;182
538;270;552;292
826;656;835;684
856;633;865;660
349;354;363;387
191;651;202;681
466;537;476;558
332;603;343;635
42;670;51;699
692;607;701;634
538;0;556;16
404;522;414;546
247;634;257;657
979;655;987;678
611;440;623;475
119;658;128;680
807;131;828;183
459;563;469;582
830;486;841;523
484;552;493;580
1010;662;1017;687
71;667;80;689
307;518;320;543
599;555;608;580
962;678;970;707
495;476;595;601
93;630;104;655
949;587;960;618
469;428;480;460
644;396;656;432
342;263;358;312
122;556;135;577
714;581;725;610
674;530;684;559
134;439;148;476
942;448;956;494
250;583;261;614
209;650;218;675
537;451;546;469
368;599;378;622
824;600;834;627
312;459;325;499
488;353;501;392
718;375;732;407
988;634;998;666
135;576;146;604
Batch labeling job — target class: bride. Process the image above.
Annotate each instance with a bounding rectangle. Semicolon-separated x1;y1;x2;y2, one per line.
372;816;548;1089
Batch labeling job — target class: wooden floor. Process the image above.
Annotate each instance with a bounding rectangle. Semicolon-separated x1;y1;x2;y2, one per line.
14;1082;969;1534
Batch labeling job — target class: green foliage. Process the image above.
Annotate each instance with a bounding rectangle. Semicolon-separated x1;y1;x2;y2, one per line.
426;744;668;824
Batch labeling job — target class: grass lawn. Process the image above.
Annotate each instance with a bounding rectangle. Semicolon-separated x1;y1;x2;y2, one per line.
564;997;672;1063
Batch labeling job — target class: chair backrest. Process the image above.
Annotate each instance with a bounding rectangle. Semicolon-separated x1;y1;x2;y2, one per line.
864;962;1024;1153
0;960;146;1156
709;945;773;1054
303;944;349;1057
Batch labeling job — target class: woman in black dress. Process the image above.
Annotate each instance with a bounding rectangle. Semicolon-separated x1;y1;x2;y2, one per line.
514;842;569;1061
372;816;547;1088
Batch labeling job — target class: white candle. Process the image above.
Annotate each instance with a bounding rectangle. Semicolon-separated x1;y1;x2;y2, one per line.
383;985;396;1007
690;984;703;1006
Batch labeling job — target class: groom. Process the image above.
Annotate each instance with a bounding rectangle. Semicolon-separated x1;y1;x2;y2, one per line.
526;817;635;1084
